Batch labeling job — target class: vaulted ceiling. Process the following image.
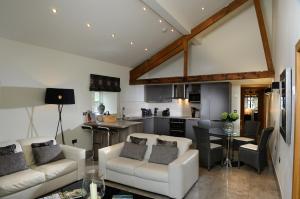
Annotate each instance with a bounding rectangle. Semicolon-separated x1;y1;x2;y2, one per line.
0;0;234;67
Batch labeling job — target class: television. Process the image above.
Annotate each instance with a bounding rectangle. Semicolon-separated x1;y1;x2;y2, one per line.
280;68;292;144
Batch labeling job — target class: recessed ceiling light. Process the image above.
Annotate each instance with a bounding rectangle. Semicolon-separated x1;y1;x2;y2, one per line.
144;48;148;52
201;7;205;11
170;28;174;32
130;41;134;46
159;19;163;23
51;8;57;14
143;7;147;11
86;23;91;28
111;33;116;38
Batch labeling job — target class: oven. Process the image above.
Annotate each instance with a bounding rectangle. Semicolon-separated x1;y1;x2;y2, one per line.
169;118;185;137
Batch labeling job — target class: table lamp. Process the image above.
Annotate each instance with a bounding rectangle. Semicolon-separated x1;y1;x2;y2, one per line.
45;88;75;144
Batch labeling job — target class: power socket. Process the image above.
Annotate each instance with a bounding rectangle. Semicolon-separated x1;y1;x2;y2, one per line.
72;139;77;145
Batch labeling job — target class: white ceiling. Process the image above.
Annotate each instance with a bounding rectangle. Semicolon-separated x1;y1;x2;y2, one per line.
146;0;233;34
0;0;235;68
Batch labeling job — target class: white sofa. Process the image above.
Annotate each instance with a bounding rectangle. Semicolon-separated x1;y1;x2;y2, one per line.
0;137;86;199
98;133;199;199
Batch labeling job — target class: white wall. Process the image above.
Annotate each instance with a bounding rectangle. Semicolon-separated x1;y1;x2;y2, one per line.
141;4;268;79
0;37;142;150
268;0;300;199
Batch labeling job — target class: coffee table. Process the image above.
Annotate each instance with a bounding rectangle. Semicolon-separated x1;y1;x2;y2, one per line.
38;180;152;199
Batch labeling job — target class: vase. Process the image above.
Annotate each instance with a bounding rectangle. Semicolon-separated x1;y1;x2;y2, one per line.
82;168;105;199
98;103;105;115
224;122;234;135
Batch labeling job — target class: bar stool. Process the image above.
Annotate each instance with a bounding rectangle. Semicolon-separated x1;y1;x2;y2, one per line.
97;126;111;147
81;125;94;160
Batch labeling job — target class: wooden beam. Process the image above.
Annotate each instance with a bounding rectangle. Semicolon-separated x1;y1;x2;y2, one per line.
130;36;185;81
253;0;274;72
187;0;249;40
130;70;274;85
130;0;249;81
183;39;189;77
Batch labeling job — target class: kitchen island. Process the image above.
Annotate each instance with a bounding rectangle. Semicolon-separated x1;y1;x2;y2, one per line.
84;120;143;160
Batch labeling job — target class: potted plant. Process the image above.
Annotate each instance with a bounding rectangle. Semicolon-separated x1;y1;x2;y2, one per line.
221;111;239;134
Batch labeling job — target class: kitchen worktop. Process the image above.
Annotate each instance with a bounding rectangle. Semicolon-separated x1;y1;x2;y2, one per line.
124;116;201;120
84;120;142;129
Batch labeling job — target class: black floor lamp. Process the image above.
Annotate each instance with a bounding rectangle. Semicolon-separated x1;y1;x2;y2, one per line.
45;88;75;144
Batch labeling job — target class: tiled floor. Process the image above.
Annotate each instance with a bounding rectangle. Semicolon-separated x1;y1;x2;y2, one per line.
88;160;281;199
185;165;281;199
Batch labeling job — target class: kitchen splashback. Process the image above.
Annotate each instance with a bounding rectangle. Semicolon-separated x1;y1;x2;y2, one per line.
121;99;192;117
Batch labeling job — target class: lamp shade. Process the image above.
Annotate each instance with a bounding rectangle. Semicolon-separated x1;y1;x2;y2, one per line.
272;82;280;89
45;88;75;104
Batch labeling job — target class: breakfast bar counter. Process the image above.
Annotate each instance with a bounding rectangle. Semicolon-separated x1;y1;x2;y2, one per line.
83;121;143;160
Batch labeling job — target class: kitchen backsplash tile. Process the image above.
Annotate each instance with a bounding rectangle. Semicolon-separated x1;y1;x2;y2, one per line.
121;99;193;117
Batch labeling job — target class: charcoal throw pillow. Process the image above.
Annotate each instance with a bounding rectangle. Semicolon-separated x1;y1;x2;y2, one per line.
120;142;147;161
31;140;54;148
157;138;177;147
0;144;16;156
130;136;147;145
32;144;65;165
0;152;27;177
149;145;178;165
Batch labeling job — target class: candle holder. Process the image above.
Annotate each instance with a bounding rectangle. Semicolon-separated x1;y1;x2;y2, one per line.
82;168;105;199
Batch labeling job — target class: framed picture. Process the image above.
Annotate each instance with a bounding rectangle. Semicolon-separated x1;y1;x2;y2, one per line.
280;68;292;144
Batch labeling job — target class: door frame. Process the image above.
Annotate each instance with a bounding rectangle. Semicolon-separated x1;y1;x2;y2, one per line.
292;40;300;199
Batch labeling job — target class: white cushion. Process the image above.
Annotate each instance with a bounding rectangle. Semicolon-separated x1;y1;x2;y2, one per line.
126;133;159;160
31;159;77;180
0;169;45;197
240;143;258;151
134;163;168;183
17;137;56;166
210;143;222;149
234;137;255;142
210;136;222;141
0;141;22;153
107;157;145;175
159;135;192;156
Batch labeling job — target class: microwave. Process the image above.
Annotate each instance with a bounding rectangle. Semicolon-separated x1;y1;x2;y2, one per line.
188;93;200;103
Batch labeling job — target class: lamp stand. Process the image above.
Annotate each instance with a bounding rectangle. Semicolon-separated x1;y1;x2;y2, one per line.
55;104;65;144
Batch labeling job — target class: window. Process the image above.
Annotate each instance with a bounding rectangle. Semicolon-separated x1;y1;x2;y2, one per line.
91;92;118;114
244;95;258;113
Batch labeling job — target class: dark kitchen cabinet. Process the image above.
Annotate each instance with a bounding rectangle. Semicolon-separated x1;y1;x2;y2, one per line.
200;83;231;120
154;117;170;135
145;85;172;103
143;117;154;133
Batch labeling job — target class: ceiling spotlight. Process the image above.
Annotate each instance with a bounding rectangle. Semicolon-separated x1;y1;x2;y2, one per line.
201;7;205;11
111;33;116;38
170;28;174;32
86;23;91;28
144;48;148;52
143;7;147;11
130;41;134;46
51;8;57;14
159;19;163;23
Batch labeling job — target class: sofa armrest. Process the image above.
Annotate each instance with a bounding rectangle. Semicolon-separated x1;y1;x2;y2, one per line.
168;149;199;199
61;144;86;180
98;142;124;178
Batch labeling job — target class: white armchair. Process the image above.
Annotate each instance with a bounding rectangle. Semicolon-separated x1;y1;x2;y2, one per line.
98;133;199;199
